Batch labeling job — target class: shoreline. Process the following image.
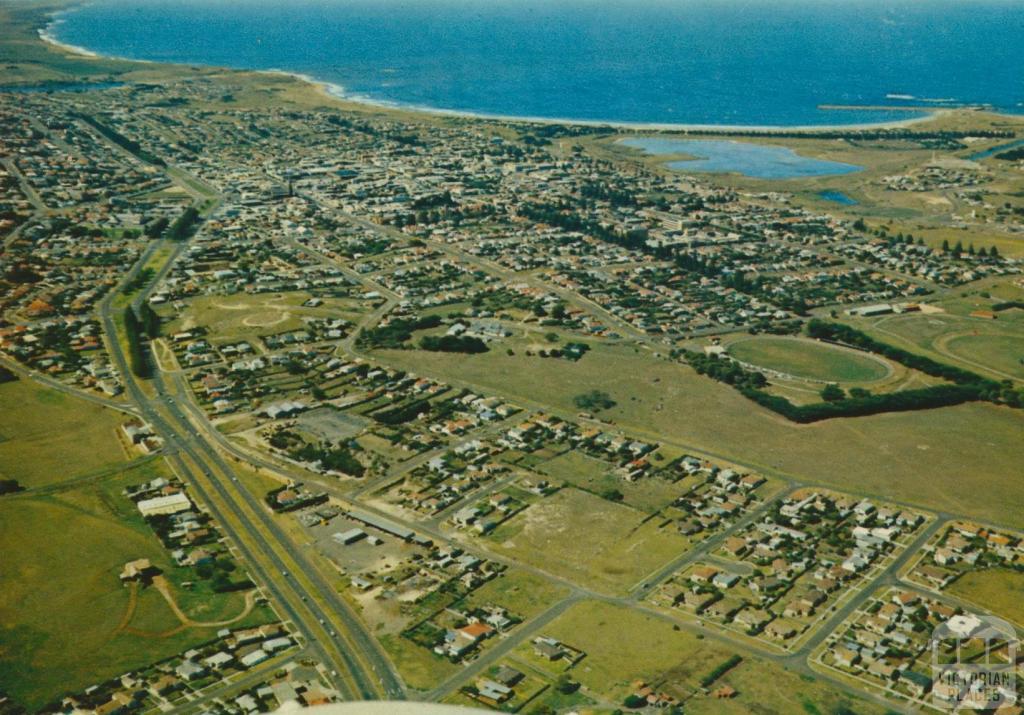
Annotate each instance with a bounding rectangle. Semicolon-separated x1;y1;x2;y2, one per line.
35;11;948;134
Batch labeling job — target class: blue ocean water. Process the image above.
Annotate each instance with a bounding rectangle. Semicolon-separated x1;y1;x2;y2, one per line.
620;138;862;178
49;0;1024;128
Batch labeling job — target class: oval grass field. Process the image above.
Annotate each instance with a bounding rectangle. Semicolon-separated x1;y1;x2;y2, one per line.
728;336;890;382
944;334;1024;380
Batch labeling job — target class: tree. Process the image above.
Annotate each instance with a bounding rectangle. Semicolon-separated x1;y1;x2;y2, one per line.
573;390;616;411
942;239;950;253
820;384;846;402
0;479;23;495
623;694;646;709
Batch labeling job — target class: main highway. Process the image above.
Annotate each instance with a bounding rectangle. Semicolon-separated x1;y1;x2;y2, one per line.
97;229;405;703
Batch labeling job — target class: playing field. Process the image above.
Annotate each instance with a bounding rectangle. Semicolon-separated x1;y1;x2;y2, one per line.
484;488;688;594
944;334;1024;380
727;336;890;382
0;380;129;488
0;460;272;710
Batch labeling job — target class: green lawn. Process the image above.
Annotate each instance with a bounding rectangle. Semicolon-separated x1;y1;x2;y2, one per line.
0;459;271;710
727;336;890;382
0;380;129;488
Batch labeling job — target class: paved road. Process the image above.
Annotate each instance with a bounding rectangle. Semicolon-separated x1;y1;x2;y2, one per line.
80;161;404;699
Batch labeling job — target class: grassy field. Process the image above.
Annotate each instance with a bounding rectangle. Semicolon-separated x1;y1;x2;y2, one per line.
947;569;1024;627
944;334;1024;380
0;380;129;488
537;600;890;713
378;633;458;692
849;296;1024;383
684;659;891;715
375;342;1024;527
483;488;688;594
727;336;891;382
164;292;367;342
537;449;683;514
459;568;571;620
540;600;734;702
0;459;272;710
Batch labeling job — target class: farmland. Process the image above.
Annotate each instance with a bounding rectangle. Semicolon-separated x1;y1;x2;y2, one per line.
0;459;272;709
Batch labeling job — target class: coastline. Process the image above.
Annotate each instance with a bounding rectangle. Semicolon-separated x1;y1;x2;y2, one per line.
35;10;946;134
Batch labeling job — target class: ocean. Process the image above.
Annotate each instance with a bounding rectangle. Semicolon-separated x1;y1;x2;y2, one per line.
48;0;1024;128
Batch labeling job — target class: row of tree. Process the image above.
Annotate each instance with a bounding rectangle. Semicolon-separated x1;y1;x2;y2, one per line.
122;306;151;378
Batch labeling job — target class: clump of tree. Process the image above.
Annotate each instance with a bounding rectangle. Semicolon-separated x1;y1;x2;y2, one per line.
144;216;169;238
271;430;365;477
700;654;743;687
357;315;442;349
167;206;199;241
418;335;488;353
573;389;616;411
122;306;151;378
140;302;161;339
0;479;24;495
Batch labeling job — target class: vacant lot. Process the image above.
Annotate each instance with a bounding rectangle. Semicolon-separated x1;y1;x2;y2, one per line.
685;657;890;715
484;488;687;594
376;342;1024;527
947;569;1024;627
0;460;270;710
0;380;128;488
538;450;682;514
460;568;570;620
541;600;732;701
728;336;890;382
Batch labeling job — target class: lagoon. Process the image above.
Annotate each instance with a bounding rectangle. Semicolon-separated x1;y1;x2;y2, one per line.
620;138;862;179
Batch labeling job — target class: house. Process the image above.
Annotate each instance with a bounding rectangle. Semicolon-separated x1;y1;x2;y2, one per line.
493;666;524;687
832;646;861;668
723;537;748;557
175;660;206;681
712;572;740;589
734;608;772;630
204;651;234;670
867;659;898;681
137;492;191;517
533;637;565;661
239;648;269;668
690;565;720;584
119;558;158;582
900;670;932;697
447;622;494;657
